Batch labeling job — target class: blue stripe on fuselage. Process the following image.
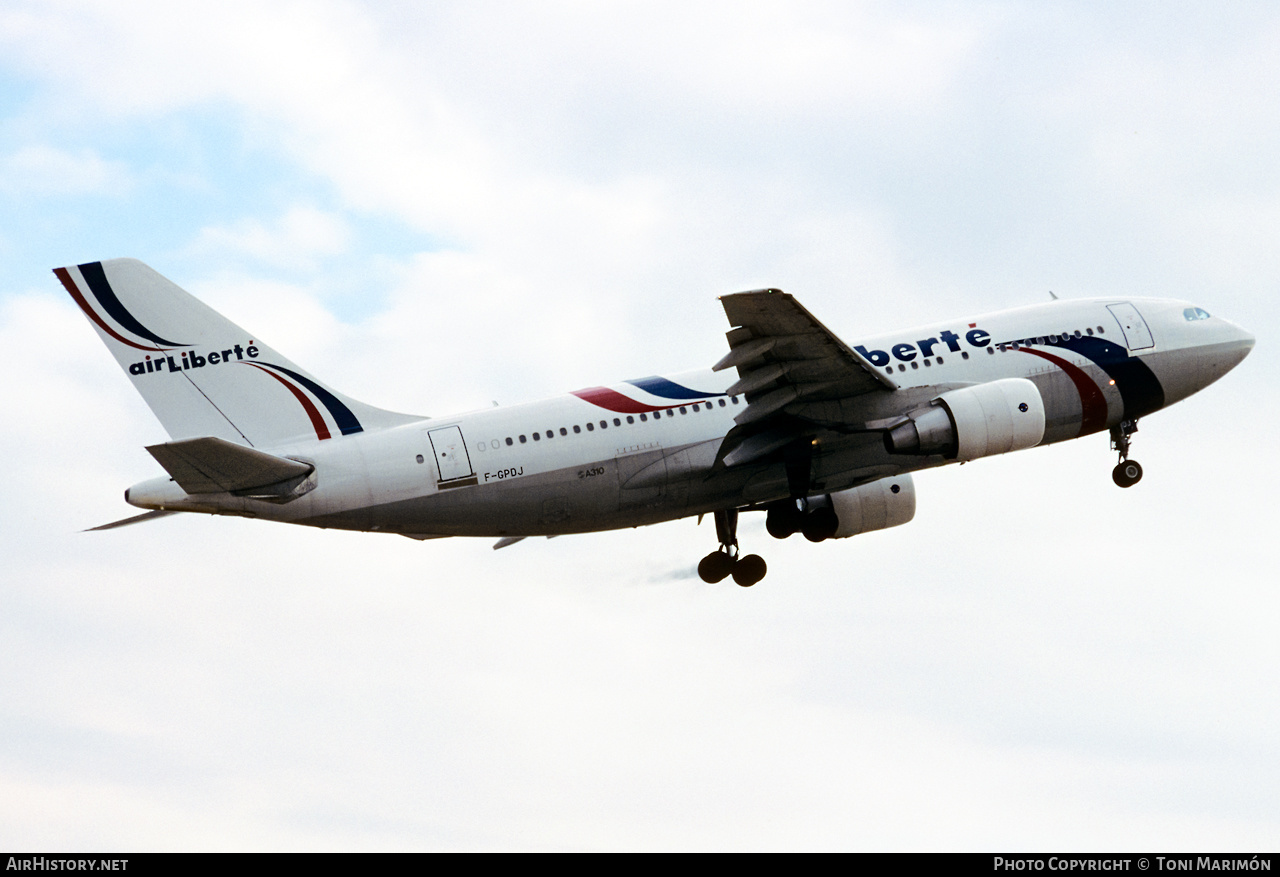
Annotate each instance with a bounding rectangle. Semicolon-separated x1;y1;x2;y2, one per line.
1046;336;1165;419
626;375;724;400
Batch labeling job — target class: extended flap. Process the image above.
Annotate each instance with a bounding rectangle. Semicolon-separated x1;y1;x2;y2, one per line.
146;436;313;494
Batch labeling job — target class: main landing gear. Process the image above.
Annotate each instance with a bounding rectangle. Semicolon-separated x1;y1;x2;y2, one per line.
1110;419;1143;488
698;508;767;587
765;497;838;542
761;441;839;543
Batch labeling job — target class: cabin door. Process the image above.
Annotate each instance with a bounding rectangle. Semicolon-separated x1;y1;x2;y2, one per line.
427;426;475;485
1107;303;1155;351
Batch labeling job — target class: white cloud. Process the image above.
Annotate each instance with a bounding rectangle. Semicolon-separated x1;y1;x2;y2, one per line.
0;145;132;196
191;207;352;269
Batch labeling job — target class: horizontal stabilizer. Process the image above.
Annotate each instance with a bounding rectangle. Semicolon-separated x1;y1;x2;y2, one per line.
85;509;181;531
146;436;313;494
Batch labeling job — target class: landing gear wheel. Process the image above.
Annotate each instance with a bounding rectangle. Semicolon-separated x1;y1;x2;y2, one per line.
766;503;801;539
802;507;839;543
698;550;736;583
702;507;768;586
1112;459;1143;488
731;554;767;587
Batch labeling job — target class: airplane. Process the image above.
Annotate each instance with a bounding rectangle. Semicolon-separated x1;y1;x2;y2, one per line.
58;258;1255;586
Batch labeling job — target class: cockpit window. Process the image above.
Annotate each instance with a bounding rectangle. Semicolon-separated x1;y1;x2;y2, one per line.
1184;307;1211;321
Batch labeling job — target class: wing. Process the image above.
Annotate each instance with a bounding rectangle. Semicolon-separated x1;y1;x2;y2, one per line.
713;289;896;468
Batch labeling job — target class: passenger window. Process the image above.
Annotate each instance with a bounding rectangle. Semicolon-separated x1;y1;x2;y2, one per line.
640;413;648;421
573;425;581;434
627;415;635;423
587;422;595;431
613;418;621;426
506;437;514;446
600;420;608;429
718;399;726;407
519;435;527;443
533;433;541;441
559;427;567;436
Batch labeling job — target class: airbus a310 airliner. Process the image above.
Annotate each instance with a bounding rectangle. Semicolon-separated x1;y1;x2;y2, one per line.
60;259;1254;586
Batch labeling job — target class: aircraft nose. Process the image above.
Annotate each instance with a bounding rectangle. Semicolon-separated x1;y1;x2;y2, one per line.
1162;314;1255;405
1228;321;1256;360
1239;326;1257;352
1214;319;1256;377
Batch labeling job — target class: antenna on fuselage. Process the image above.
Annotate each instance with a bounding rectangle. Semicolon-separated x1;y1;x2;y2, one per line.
1048;290;1059;300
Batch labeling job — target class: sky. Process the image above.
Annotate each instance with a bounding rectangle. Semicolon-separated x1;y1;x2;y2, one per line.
1;0;1277;851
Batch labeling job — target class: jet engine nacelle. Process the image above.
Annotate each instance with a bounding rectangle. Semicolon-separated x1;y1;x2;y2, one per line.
828;474;917;539
884;377;1045;462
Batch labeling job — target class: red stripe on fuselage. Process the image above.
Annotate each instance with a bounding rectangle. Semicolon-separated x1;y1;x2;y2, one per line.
55;267;167;352
1019;348;1108;436
571;386;670;413
246;363;332;440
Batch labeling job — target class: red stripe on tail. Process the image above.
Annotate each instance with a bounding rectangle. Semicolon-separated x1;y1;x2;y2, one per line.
246;363;332;440
55;267;167;352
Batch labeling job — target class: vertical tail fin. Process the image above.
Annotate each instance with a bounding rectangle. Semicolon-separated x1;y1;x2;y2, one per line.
56;258;421;447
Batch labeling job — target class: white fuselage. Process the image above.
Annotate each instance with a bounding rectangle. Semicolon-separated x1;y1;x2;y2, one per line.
126;296;1254;539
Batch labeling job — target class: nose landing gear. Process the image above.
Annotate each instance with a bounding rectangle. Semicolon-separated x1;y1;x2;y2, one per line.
1110;419;1143;488
698;508;767;587
1113;459;1143;488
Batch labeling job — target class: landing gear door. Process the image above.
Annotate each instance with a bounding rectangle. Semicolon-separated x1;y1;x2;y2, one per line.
428;426;475;485
1107;303;1155;351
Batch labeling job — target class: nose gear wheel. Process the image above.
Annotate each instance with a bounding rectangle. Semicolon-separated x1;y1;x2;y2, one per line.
1112;459;1143;488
